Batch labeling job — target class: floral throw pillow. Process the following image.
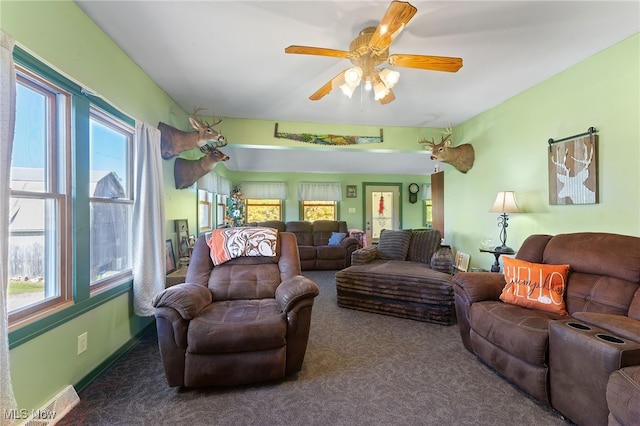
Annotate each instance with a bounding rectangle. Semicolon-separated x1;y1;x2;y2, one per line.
500;257;570;316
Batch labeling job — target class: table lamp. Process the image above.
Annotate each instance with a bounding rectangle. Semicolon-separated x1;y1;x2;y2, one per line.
489;191;520;253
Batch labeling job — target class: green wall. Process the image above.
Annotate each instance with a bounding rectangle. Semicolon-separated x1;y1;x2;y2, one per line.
448;33;639;270
226;170;431;231
1;0;638;415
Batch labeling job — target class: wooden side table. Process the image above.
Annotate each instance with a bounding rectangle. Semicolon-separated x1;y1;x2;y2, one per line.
479;248;515;272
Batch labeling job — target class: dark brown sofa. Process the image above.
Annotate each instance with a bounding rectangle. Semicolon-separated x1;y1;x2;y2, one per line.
250;220;359;270
152;231;319;387
335;229;455;325
453;232;640;425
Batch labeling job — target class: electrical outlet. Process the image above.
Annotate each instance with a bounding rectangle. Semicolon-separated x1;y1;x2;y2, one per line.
77;332;88;355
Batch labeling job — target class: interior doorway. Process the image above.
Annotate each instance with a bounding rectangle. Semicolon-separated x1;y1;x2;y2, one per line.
363;183;402;243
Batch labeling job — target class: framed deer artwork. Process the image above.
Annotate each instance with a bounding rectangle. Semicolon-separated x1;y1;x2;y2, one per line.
548;128;598;205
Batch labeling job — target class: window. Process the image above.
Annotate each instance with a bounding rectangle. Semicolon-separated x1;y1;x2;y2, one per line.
425;199;433;228
246;199;282;223
216;194;227;228
89;108;134;290
301;201;337;221
8;48;135;329
9;71;72;323
198;189;213;232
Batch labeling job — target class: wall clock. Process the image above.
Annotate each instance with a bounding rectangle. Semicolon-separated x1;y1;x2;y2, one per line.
408;183;420;203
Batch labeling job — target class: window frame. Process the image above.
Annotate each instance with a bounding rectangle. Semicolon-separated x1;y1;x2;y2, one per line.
245;198;283;223
300;200;338;221
9;68;73;327
8;46;136;337
88;106;135;292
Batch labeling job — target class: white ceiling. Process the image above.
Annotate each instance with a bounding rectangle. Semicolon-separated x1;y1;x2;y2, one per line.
75;1;639;175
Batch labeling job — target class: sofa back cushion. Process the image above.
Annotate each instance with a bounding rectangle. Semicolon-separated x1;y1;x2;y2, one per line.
516;234;553;263
407;229;442;264
312;220;345;246
544;233;640;317
285;221;314;246
377;229;412;260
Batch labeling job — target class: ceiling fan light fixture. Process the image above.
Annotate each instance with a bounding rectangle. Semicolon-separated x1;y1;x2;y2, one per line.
379;68;400;88
344;67;363;85
364;79;373;92
373;81;390;100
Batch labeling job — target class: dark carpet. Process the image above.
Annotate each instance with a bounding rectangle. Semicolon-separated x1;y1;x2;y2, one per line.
59;270;570;425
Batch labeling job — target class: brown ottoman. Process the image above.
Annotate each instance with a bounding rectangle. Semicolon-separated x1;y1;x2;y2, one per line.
607;366;640;426
335;260;455;325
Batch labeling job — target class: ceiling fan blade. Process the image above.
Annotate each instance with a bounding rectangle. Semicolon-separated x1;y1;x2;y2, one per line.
388;54;463;72
309;70;347;101
378;89;396;105
369;1;417;53
285;45;350;59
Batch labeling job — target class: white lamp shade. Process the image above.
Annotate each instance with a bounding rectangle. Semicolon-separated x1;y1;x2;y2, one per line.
489;191;520;213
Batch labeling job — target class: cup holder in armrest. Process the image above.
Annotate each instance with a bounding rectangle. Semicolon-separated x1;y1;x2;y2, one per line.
596;334;625;344
567;322;591;331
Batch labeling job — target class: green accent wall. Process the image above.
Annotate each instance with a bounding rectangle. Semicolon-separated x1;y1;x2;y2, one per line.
1;0;638;415
448;33;639;270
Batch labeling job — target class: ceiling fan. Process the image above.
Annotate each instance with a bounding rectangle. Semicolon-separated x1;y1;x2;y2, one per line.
284;0;463;104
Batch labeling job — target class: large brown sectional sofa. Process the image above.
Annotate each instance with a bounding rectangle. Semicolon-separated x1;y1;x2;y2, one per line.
335;228;455;325
453;232;640;425
249;220;359;270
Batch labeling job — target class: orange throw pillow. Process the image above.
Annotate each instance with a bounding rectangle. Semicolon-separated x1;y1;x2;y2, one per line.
500;257;570;316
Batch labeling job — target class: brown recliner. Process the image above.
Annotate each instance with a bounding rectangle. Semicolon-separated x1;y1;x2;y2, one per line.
152;231;320;388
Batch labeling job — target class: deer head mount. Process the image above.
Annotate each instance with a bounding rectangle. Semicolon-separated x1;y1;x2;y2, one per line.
159;107;226;159
418;127;475;174
174;141;229;190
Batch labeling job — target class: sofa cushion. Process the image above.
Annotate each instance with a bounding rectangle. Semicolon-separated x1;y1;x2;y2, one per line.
328;232;347;246
377;229;412;260
470;300;564;366
500;257;570;316
316;245;346;260
188;299;286;353
407;229;441;264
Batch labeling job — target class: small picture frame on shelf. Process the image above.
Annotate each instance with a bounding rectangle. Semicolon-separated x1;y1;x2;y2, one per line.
455;251;470;273
346;185;357;198
165;239;177;274
174;219;191;258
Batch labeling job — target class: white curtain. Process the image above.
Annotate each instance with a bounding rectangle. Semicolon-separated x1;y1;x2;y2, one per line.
241;182;287;199
0;29;18;421
298;182;342;201
197;172;217;193
132;122;165;317
217;175;232;196
422;183;432;200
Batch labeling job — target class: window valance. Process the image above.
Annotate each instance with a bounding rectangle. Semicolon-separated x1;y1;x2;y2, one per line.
216;176;232;196
298;182;342;201
197;172;217;192
241;181;287;200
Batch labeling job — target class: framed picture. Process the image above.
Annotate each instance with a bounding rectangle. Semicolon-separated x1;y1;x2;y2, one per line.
346;185;357;198
174;219;190;258
455;251;470;272
165;239;177;274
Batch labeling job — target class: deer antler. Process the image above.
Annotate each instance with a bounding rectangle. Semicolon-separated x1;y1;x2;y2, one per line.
191;107;223;128
551;147;570;175
441;127;453;143
191;107;208;126
571;141;593;167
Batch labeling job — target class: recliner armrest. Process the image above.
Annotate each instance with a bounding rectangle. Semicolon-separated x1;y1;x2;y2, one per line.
572;312;640;344
453;271;505;304
431;246;453;274
152;283;212;320
276;275;320;312
351;245;378;265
